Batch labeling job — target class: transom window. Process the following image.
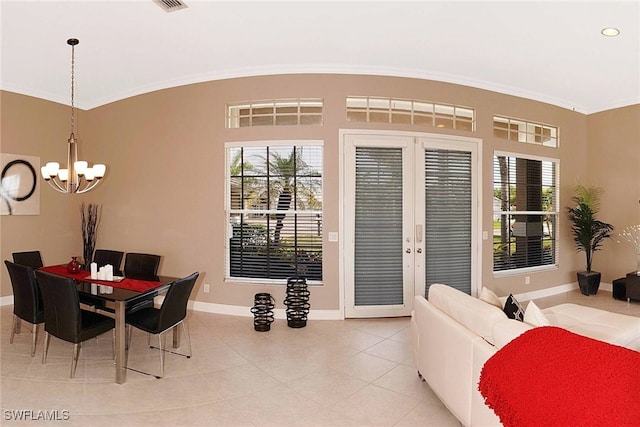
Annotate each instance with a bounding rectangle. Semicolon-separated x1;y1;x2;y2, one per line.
346;96;475;131
226;141;323;283
493;115;558;147
226;99;323;128
493;152;558;273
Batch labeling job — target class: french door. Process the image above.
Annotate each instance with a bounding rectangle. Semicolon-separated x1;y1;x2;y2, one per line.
342;131;480;318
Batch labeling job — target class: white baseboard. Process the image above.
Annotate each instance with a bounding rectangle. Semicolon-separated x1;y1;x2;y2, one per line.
0;293;344;320
514;281;613;302
176;297;343;320
0;283;614;319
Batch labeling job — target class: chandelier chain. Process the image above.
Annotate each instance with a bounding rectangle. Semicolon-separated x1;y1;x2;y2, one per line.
70;41;75;135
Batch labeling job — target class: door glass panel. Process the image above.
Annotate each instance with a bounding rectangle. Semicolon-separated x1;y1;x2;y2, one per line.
424;149;472;296
354;147;404;306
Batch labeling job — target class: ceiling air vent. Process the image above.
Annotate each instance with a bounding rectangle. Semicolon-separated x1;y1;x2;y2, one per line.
153;0;188;13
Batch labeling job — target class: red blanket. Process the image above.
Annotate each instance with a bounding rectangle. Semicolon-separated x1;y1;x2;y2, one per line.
479;326;640;427
39;265;162;292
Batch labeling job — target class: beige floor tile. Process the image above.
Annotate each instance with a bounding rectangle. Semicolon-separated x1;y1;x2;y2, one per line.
333;351;398;383
285;369;368;406
363;337;413;364
394;399;462;427
330;384;421;426
372;364;429;400
254;352;324;383
225;384;324;426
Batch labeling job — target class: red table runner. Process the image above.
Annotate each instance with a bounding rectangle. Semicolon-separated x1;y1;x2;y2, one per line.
39;265;162;292
479;326;640;427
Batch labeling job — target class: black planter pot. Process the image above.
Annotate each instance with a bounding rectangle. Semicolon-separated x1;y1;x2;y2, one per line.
577;271;601;295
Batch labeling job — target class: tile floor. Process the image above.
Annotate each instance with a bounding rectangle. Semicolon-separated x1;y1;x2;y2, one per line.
1;289;638;427
0;305;458;427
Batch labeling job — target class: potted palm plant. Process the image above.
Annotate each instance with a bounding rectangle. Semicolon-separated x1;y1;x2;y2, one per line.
566;184;614;295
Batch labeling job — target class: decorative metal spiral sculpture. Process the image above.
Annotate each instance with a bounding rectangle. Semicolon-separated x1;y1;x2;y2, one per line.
250;293;275;332
284;277;310;328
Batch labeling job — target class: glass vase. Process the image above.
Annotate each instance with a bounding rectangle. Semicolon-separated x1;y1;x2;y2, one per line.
66;256;82;274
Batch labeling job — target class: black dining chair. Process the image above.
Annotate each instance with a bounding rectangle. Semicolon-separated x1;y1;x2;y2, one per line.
12;251;44;269
34;270;115;379
126;272;199;378
123;253;161;279
92;249;124;276
4;261;45;357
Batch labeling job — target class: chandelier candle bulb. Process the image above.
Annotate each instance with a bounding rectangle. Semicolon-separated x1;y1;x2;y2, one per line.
74;161;88;175
93;164;106;178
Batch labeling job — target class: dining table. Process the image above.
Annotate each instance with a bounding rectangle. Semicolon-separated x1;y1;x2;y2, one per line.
38;264;178;384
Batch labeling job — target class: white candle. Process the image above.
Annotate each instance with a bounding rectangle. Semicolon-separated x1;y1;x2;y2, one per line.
98;267;106;281
106;264;114;281
90;262;98;280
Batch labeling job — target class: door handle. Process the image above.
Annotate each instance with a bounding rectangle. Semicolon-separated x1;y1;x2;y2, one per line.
416;248;422;254
405;248;411;254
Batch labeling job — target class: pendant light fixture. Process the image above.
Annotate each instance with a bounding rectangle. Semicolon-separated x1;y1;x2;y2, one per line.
41;38;106;194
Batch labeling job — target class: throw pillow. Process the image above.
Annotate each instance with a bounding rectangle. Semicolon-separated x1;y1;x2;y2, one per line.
503;294;525;321
524;301;551;326
479;287;503;308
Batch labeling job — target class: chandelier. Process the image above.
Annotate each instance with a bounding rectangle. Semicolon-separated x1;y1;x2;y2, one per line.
40;38;106;194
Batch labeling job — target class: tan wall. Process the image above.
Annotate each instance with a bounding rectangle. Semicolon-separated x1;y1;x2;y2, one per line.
1;74;637;310
587;105;640;282
0;92;88;281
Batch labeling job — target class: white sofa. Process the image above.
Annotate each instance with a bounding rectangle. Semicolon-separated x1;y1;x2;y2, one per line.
411;284;640;427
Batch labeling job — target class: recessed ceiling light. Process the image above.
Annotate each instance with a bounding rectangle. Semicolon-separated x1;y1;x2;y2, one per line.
601;27;620;37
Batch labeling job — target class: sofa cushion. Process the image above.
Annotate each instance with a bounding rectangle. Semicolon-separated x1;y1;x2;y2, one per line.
480;287;503;308
524;301;551;327
492;318;535;349
542;303;640;349
503;294;525;321
428;283;508;344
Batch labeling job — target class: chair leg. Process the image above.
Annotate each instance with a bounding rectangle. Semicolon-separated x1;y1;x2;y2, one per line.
31;324;39;357
10;315;17;344
42;332;51;364
181;321;192;358
158;332;167;378
70;343;81;379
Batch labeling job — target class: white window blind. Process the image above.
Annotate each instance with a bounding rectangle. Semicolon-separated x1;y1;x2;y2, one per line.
354;147;404;306
227;143;323;282
424;149;472;296
493;154;557;272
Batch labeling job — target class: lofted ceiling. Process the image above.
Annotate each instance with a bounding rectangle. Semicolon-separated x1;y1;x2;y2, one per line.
1;0;638;114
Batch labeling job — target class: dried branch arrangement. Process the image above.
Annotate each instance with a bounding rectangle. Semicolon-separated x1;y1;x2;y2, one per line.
81;203;102;269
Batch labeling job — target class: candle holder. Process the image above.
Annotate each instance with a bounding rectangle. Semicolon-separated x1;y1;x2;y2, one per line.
284;277;310;328
250;293;275;332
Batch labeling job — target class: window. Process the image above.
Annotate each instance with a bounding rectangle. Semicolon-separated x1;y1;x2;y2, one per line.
226;99;323;128
346;96;475;131
493;115;558;147
226;141;323;283
493;153;558;273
